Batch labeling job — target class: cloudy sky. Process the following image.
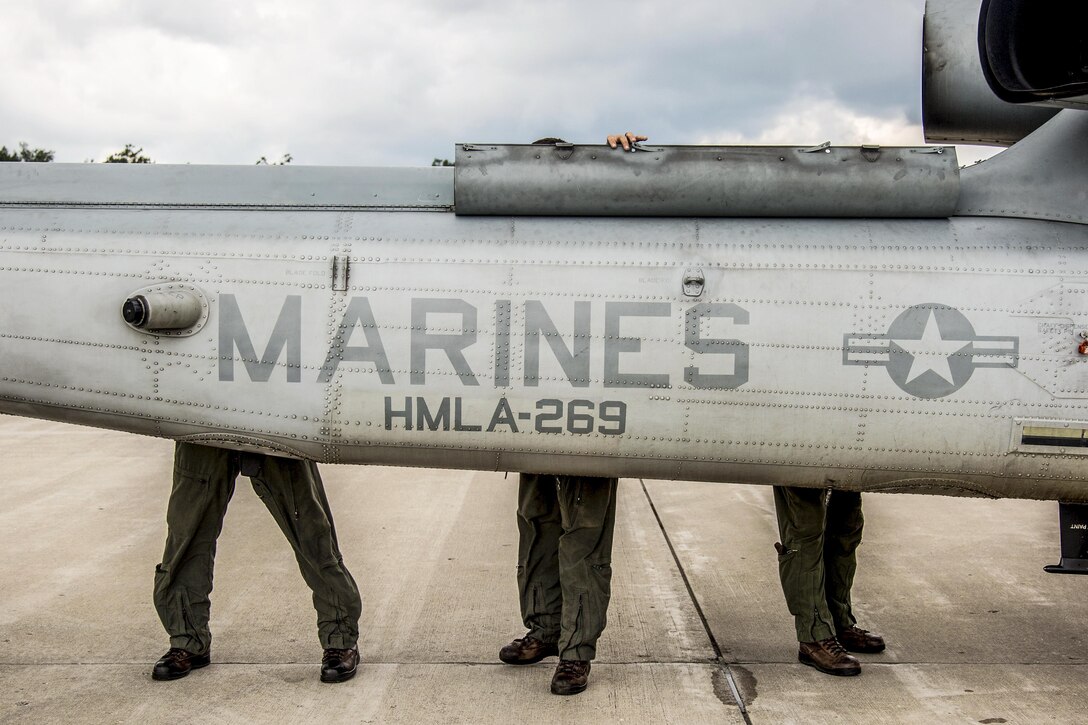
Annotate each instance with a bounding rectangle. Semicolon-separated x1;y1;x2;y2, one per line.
1;0;996;166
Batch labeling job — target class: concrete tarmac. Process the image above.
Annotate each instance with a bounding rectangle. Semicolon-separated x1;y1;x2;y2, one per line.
1;415;1085;724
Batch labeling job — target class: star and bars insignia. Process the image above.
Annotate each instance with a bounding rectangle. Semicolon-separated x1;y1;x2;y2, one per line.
843;303;1019;399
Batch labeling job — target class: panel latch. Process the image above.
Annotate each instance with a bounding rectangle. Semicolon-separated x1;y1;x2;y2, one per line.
331;254;350;292
683;268;705;297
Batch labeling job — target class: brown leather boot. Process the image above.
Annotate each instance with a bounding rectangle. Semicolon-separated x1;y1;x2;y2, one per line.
499;634;559;665
837;625;886;653
798;637;861;676
550;659;591;695
320;647;359;683
151;647;210;681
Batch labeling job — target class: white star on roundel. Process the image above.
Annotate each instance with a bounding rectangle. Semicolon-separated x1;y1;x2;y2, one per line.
897;309;971;385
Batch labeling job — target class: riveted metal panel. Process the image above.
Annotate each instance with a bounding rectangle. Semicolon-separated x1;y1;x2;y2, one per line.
1;166;1086;501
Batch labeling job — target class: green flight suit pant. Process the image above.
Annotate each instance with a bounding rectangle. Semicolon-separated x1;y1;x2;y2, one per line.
516;473;618;662
773;486;864;643
153;442;361;655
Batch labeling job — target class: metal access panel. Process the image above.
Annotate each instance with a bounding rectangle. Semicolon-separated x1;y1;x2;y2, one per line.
454;143;960;218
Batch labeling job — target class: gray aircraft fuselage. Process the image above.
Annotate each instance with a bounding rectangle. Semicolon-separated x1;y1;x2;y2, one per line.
3;0;1087;502
0;108;1085;501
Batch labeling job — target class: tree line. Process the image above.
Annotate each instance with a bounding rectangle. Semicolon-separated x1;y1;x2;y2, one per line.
3;141;446;166
0;142;292;165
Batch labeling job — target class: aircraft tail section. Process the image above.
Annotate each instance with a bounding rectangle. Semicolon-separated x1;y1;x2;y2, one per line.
958;110;1088;225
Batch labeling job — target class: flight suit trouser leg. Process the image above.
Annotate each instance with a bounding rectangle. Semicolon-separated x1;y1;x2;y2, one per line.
516;473;564;646
555;475;618;662
823;490;864;630
153;443;238;656
773;485;836;643
246;455;362;651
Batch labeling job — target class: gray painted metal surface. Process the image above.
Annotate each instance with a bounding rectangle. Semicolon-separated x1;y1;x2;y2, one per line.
0;154;1085;500
0;163;453;210
957;110;1088;225
0;1;1085;504
454;144;960;218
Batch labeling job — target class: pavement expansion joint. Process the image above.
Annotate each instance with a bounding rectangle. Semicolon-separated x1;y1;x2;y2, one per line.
639;479;752;725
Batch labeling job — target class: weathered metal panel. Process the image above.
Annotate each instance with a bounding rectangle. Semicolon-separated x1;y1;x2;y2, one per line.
958;111;1088;225
454;143;960;218
2;199;1086;501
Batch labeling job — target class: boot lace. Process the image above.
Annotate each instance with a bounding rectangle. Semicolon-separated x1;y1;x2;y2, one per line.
822;636;848;655
556;659;587;675
164;648;191;662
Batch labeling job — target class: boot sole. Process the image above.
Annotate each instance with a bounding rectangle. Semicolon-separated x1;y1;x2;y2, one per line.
321;664;358;683
798;652;861;677
551;681;588;695
151;655;210;681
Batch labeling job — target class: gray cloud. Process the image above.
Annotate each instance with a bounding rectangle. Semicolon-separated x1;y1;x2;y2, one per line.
0;0;959;167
